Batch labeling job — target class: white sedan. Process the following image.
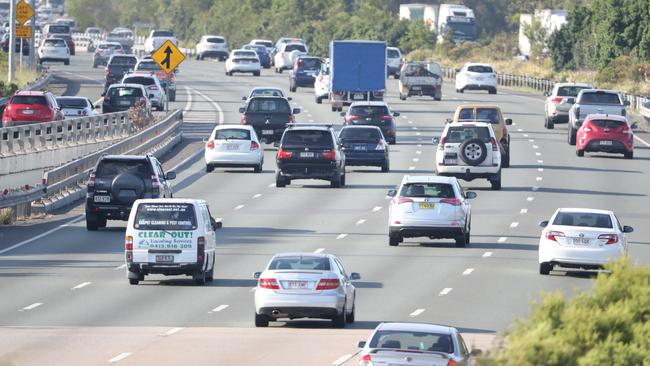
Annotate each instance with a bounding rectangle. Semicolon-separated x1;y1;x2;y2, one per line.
225;49;261;76
253;252;360;328
38;38;70;65
538;208;633;275
56;96;99;118
204;125;264;173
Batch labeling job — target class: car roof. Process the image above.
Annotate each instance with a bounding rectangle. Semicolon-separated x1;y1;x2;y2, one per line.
108;83;145;89
402;175;457;184
340;125;382;130
464;62;493;67
555;82;593;88
585;114;628;122
249;95;287;100
56;96;87;100
251;86;282;91
271;252;331;259
556;208;614;215
213;124;254;131
286;125;332;131
376;322;454;334
14;90;47;96
579;88;619;94
99;41;122;46
135;198;207;205
349;101;389;107
203;35;224;39
101;154;148;160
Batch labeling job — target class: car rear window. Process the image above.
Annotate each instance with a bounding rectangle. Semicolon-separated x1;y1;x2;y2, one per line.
446;126;491;143
95;159;152;179
247;98;290;113
108;87;143;97
43;39;66;47
339;127;382;141
298;58;321;70
215;128;251;140
207;37;225;44
136;62;160;71
553;212;613;228
387;49;401;58
48;25;70;34
580;92;621;105
285;44;306;52
404;63;440;77
123;77;155;86
557;86;590;97
467;65;493;73
369;331;454;353
400;183;455;198
589;119;627;128
253;41;272;48
234;51;257;58
11;96;47;105
268;256;331;271
111;56;138;66
57;98;88;108
152;30;173;37
134;203;197;230
282;130;333;149
251;89;284;98
349;105;389;117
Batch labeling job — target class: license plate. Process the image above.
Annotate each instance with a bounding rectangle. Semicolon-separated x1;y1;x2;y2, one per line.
444;159;457;165
119;100;131;106
353;93;365;100
22;110;34;114
285;280;308;289
572;238;590;245
262;129;274;135
411;86;421;91
155;255;174;263
226;144;240;151
419;202;435;209
353;145;367;151
300;152;315;158
93;195;110;203
599;140;613;145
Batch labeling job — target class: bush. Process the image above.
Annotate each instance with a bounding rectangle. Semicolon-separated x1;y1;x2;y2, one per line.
477;259;650;366
0;208;13;225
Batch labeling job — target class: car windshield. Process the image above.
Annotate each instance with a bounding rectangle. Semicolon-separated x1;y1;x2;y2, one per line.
247;98;290;113
108;87;143;97
48;25;69;34
475;108;500;124
215;129;251;140
339;128;382;141
123;77;155;86
206;37;224;44
349;105;389;117
467;65;493;73
387;49;401;58
404;63;441;77
134;203;197;231
251;89;284;98
282;130;333;149
11;96;47;105
369;331;454;353
43;39;65;47
299;58;321;70
268;256;331;271
57;98;88;108
589;119;627;128
95;159;152;179
285;44;306;52
553;212;613;228
152;30;173;37
557;86;591;97
580;92;621;105
400;183;455;198
446;126;491;143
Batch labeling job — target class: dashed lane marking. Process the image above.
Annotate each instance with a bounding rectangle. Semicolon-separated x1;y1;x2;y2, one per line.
537;160;544;164
409;308;425;317
535;152;542;156
533;145;539;149
413;158;419;162
161;327;184;337
234;204;245;210
409;166;415;170
356;219;366;226
19;303;43;311
462;268;474;276
536;177;543;181
416;150;422;154
439;288;453;296
314;248;325;253
510;222;519;228
332;354;355;366
71;282;91;290
108;353;131;363
372;206;383;212
268;183;276;188
538;168;544;172
253;193;262;199
336;234;348;240
527;196;535;201
498;237;508;243
482;252;493;258
0;215;83;255
114;264;127;270
520;208;528;214
209;305;229;313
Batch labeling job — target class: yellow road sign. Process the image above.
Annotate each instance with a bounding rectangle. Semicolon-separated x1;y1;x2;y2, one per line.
151;40;185;74
16;0;35;25
16;25;32;39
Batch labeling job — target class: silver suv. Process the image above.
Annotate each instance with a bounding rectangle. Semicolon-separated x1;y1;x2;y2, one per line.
544;83;593;129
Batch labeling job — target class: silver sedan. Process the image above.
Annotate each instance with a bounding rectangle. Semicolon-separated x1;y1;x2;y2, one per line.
253;252;360;328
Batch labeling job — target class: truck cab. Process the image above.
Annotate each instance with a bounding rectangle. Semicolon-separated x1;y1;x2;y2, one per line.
437;4;478;43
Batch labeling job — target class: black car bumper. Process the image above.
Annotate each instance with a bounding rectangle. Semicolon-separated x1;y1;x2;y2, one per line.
406;85;440;96
343;152;388;166
277;162;339;180
258;307;338;320
128;262;201;276
584;140;630;154
86;202;132;221
390;226;463;239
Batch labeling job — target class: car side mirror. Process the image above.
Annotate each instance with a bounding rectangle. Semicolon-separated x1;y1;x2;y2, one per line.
624;100;630;106
292;108;301;114
239;107;245;113
101;91;106;97
566;97;575;104
387;189;397;197
539;220;549;228
357;341;366;349
211;217;222;230
94;105;100;109
148;94;155;99
432;137;440;145
630;122;638;129
623;225;634;233
393;112;400;117
543;91;550;97
253;271;261;279
505;118;513;125
470;349;482;356
287;97;292;101
340;112;346;117
465;191;477;199
445;118;452;124
165;171;176;180
273;141;280;148
349;272;361;280
242;96;247;101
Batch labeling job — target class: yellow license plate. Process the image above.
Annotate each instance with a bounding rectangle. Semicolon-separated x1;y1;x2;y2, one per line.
418;203;435;209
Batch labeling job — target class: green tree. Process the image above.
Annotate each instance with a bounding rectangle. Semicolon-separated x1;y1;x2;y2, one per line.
522;17;549;61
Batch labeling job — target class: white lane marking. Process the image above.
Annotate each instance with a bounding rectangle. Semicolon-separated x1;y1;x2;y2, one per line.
537;160;544;164
417;144;422;147
234;204;245;210
0;215;83;255
510;222;519;228
356;219;366;226
413;158;419;162
520;208;528;214
439;288;453;296
336;233;348;240
416;150;422;154
19;302;43;311
108;353;131;363
268;183;276;188
498;237;508;243
189;87;225;125
527;196;535;201
536;177;543;181
114;264;127;270
408;120;413;124
538;168;544;172
533;145;539;150
332;354;355;366
71;282;91;290
314;248;325;253
372;206;383;212
462;268;474;276
531;186;539;191
412;126;418;130
517;128;523;132
535;152;542;156
415;132;421;136
409;308;425;317
161;327;184;337
401;115;407;119
209;304;229;313
634;135;650;147
253;193;262;199
182;85;193;112
409;166;415;170
482;251;493;258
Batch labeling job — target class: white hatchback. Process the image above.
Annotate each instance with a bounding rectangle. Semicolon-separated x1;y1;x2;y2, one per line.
121;73;167;111
56;96;99;118
225;49;261;76
538;208;633;275
204;125;264;173
38;37;70;65
455;63;497;94
387;175;476;247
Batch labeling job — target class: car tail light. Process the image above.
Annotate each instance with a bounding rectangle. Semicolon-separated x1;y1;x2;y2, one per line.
125;236;133;250
322;148;336;160
438;137;446;151
622;124;633;135
250;141;260;151
440;198;462;205
345;115;360;122
358;354;372;366
583;127;592;133
197;236;205;263
379;115;393;121
447;360;458;366
241;114;247;124
258;278;279;289
316;278;340;290
87;171;96;187
375;140;386;150
552;97;563;104
147;85;158;90
104;67;109;73
398;197;413;204
575;107;580;117
598;234;618;244
546;230;565;242
277;147;293;159
151;174;160;196
288;114;295;123
206;140;215;149
374;91;384;97
490;137;498;152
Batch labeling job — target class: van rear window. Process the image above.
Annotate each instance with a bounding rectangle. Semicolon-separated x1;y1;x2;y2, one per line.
134;203;197;230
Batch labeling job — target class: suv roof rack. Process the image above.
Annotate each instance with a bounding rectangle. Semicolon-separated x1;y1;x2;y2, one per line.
286;123;333;129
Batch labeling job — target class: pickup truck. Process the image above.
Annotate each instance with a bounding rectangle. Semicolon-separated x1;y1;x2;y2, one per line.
103;55;139;92
106;30;134;53
567;89;629;145
144;30;178;54
398;61;443;101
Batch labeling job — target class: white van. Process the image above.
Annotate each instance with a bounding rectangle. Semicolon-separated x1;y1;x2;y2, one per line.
125;198;221;285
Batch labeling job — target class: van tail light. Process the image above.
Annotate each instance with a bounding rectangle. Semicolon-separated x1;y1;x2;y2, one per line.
197;236;205;263
125;236;133;250
87;171;96;187
398;197;413;204
322;148;336;160
358;354;372;366
206;140;215;149
288;114;295;123
575;107;581;118
250;141;260;151
258;278;280;289
598;234;618;245
316;278;340;290
440;198;462;206
241;114;247;124
552;97;563;104
546;231;564;242
622;125;633;136
277;147;293;159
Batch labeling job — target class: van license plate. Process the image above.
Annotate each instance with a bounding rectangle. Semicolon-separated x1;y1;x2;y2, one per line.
419;203;435;209
155;255;174;263
262;129;274;135
300;152;315;158
599;140;612;146
94;195;110;203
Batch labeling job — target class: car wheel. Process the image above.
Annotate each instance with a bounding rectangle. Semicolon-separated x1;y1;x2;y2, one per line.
459;88;464;93
539;262;552;275
455;232;467;247
129;278;139;285
389;235;400;246
254;162;263;173
92;63;98;68
255;313;270;327
490;178;502;190
290;84;296;92
206;265;214;282
64;60;70;65
399;93;406;101
340;171;346;187
576;149;584;157
568;126;577;145
381;161;389;172
98;217;107;228
502;150;510;168
489;88;497;95
315;95;322;104
254;71;260;76
346;301;355;323
459;138;487;166
156;105;164;112
434;96;442;101
332;306;346;328
169;92;176;102
331;106;337;112
624;151;633;159
276;172;286;188
86;218;99;231
330;172;342;188
545;117;554;129
465;229;471;244
193;270;206;285
206;164;214;173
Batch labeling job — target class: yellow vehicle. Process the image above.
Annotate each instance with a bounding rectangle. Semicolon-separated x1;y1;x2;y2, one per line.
451;105;512;167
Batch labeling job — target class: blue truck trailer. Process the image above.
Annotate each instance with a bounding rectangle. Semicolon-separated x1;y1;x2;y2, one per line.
328;40;386;112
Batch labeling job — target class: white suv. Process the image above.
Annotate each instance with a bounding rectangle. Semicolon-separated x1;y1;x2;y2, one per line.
274;42;308;73
455;63;497;94
387;175;476;247
386;47;403;78
121;73;167;111
195;35;229;61
435;122;502;190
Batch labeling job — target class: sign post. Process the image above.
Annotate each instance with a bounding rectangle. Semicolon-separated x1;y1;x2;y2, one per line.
14;0;35;74
151;40;185;112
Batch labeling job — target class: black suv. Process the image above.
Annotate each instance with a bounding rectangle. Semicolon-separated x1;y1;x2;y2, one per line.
85;155;176;230
239;96;300;144
341;102;399;144
275;124;346;188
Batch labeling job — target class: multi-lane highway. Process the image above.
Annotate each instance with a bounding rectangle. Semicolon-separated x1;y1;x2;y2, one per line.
1;52;649;365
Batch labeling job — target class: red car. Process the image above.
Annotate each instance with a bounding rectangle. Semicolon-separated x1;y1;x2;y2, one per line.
576;114;634;159
1;91;65;128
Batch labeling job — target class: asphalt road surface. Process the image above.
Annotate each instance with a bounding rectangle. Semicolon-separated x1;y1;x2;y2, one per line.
1;52;649;366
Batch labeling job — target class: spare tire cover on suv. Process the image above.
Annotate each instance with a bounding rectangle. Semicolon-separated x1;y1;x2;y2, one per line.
112;173;146;204
459;138;487;166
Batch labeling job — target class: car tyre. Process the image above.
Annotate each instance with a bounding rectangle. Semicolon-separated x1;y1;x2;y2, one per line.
254;162;263;173
86;217;99;231
489;88;497;95
340;171;346;187
381;161;389;172
206;164;214;173
332;306;346;328
92;63;98;68
389;235;400;246
169;91;176;102
576;149;584;157
290;84;296;92
253;71;260;77
568;126;577;145
64;60;70;65
330;173;341;188
255;313;270;327
346;301;355;323
206;266;214;282
315;95;322;104
129;278;139;285
455;232;467;247
502;149;510;168
98;217;107;228
539;262;552;275
624;151;633;159
331;105;337;112
490;173;502;190
545;117;554;129
194;270;206;285
399;93;406;101
276;172;286;188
